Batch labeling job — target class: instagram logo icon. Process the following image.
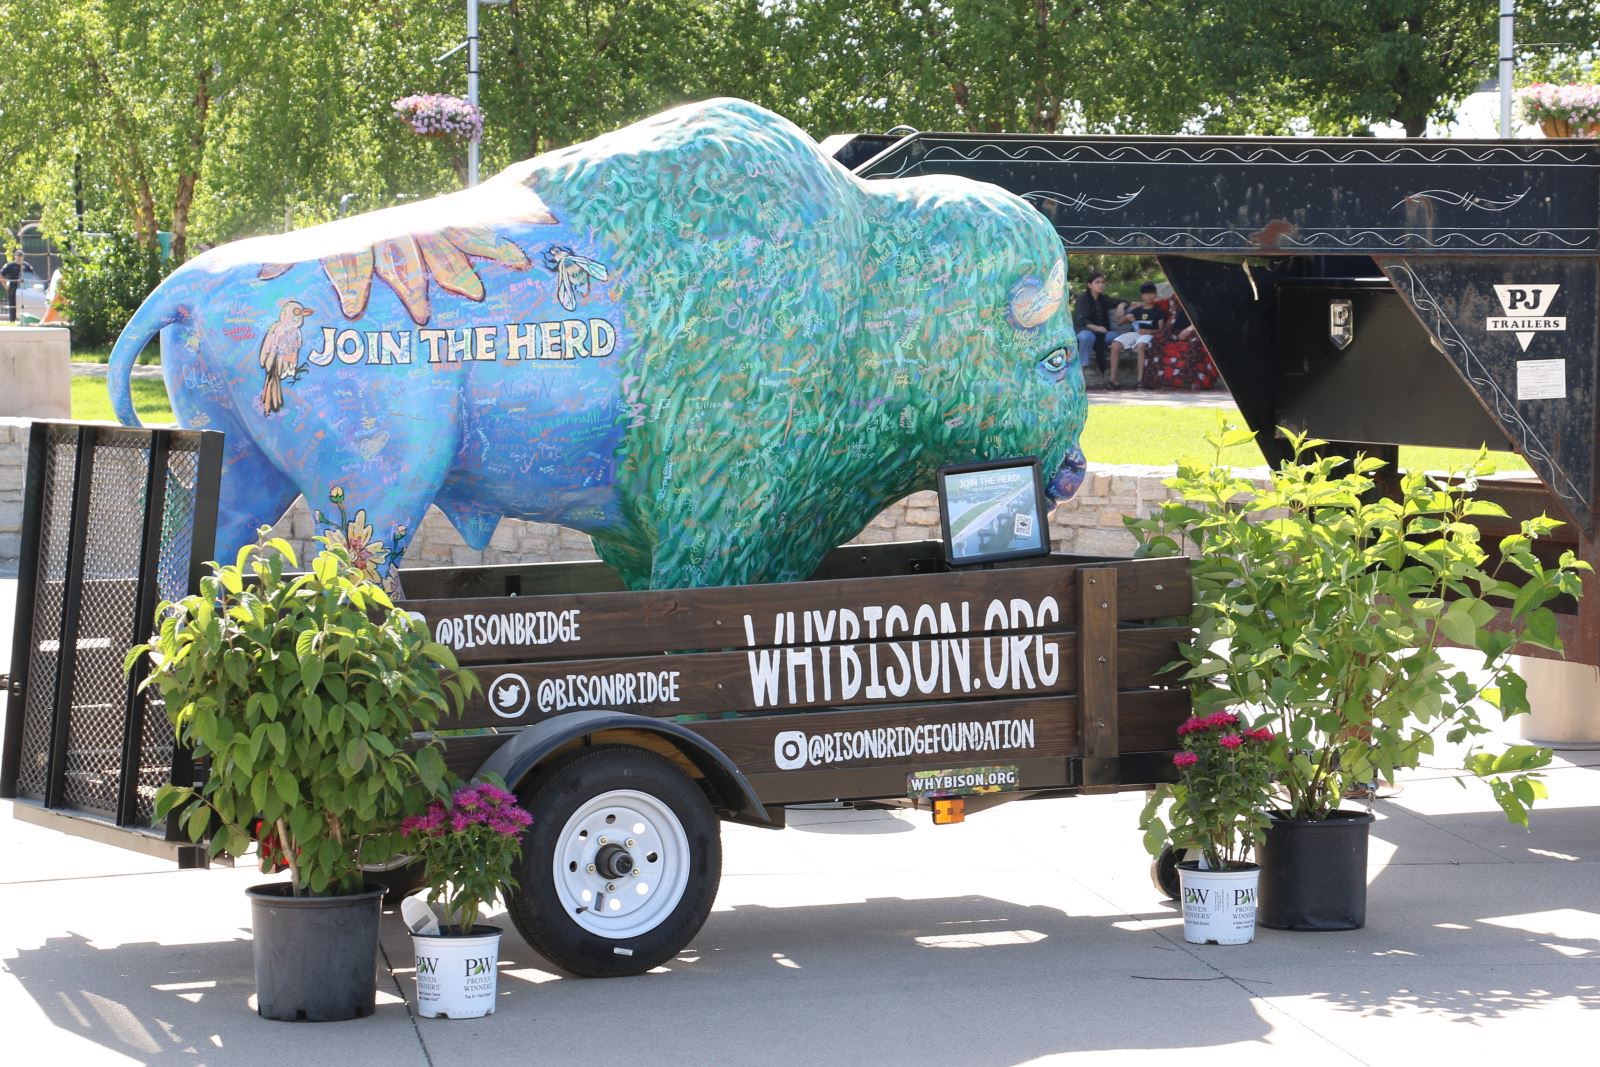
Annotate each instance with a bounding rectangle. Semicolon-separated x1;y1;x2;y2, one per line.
773;731;808;771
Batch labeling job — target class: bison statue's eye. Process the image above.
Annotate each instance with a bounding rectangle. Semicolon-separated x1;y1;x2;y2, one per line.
1036;347;1070;382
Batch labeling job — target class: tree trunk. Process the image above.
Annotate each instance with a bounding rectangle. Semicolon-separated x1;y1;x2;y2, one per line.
170;68;212;263
1030;0;1053;134
950;80;973;130
88;52;160;251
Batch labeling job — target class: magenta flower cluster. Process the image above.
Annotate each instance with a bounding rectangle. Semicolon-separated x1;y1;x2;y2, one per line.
1518;83;1600;127
1156;707;1278;869
1174;711;1273;764
402;781;532;934
403;782;531;839
392;93;484;141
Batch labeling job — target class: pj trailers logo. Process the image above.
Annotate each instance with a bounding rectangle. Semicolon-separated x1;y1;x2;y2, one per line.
1489;285;1564;352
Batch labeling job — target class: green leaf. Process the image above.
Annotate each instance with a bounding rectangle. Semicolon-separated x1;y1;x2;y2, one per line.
274;775;299;807
299;652;325;694
1524;609;1560;650
1463;499;1510;519
223;651;247;688
344;737;369;774
185;802;210;843
1436;602;1477;646
1219;427;1258;450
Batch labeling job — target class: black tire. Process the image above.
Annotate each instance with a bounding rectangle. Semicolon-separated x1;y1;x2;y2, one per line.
363;857;429;904
508;745;721;978
1152;845;1187;900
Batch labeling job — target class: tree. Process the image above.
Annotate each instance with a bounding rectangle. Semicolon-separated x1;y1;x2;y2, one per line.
761;1;1202;138
479;0;767;164
1;3;470;259
1182;1;1600;137
6;2;277;259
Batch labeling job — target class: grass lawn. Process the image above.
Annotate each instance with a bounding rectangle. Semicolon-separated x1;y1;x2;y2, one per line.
64;377;1530;477
1080;404;1529;474
71;376;175;424
70;342;159;365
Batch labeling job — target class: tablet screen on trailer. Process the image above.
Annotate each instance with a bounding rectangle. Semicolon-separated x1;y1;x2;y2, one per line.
937;458;1051;566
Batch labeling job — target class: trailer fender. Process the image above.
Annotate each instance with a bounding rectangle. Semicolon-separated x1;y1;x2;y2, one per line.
474;710;776;828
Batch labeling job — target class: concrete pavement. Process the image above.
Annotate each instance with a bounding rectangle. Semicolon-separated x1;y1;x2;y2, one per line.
2;710;1597;1065
2;392;1596;1064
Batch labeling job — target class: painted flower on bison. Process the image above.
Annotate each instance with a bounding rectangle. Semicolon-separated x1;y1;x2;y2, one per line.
325;509;391;584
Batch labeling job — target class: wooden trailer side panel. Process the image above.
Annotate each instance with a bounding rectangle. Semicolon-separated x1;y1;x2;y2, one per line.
404;556;1193;809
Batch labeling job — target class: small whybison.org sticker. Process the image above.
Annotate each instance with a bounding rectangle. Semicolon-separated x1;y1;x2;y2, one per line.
907;765;1020;799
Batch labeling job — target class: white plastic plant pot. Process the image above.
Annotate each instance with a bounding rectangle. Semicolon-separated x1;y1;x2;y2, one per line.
1177;862;1260;945
411;926;503;1019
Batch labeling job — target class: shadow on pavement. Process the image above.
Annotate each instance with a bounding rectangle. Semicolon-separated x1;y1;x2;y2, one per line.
4;928;418;1061
385;894;1278;1063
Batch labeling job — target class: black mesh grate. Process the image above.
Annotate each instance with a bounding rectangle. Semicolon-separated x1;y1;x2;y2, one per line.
156;445;199;602
14;430;78;799
59;434;151;816
130;441;203;824
7;424;218;828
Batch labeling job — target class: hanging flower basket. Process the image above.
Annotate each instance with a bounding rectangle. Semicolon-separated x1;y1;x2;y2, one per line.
1518;83;1600;138
393;94;484;142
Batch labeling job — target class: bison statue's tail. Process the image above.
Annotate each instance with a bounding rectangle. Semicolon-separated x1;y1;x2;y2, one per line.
108;285;186;427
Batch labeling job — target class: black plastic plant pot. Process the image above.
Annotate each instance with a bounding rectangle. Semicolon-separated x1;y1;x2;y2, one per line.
1255;809;1375;931
246;882;384;1021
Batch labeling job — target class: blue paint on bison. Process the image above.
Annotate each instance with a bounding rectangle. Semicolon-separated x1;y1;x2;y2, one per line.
110;99;1085;589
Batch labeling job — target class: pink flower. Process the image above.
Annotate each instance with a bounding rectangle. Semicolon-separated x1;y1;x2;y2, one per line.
1173;751;1199;768
1176;716;1206;736
1205;711;1240;729
1247;727;1274;743
1218;733;1244;749
478;784;519;806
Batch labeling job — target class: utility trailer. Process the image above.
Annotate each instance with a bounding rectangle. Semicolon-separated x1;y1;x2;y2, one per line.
842;131;1600;669
388;546;1192;976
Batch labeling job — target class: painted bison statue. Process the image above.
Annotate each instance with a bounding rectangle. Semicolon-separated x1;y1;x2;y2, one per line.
110;99;1086;589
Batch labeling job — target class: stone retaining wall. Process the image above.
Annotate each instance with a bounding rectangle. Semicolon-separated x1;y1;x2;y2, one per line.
256;465;1209;573
0;416;1219;575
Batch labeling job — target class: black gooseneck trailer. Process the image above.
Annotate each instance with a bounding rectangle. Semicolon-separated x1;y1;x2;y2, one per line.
845;131;1600;667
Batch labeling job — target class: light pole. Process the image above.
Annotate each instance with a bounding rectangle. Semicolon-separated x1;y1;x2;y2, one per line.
1499;1;1515;137
467;0;480;186
466;0;512;187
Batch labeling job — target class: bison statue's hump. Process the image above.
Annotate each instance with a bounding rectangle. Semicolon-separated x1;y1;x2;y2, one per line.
109;98;1086;589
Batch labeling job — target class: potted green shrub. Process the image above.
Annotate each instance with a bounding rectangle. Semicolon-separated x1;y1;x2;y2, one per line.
1130;424;1588;930
129;533;475;1021
400;780;533;1019
1142;711;1277;945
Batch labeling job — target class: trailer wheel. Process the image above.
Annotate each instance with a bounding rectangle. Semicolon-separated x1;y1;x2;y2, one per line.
508;745;721;978
362;856;428;904
1152;845;1188;900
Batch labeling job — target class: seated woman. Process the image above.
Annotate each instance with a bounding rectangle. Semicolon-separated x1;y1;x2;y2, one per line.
1141;296;1223;390
1072;271;1116;378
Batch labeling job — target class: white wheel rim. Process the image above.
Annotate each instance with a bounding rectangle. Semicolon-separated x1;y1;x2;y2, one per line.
553;789;691;939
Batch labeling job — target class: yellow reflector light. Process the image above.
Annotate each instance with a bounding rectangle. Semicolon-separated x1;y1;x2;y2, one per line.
932;798;965;825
